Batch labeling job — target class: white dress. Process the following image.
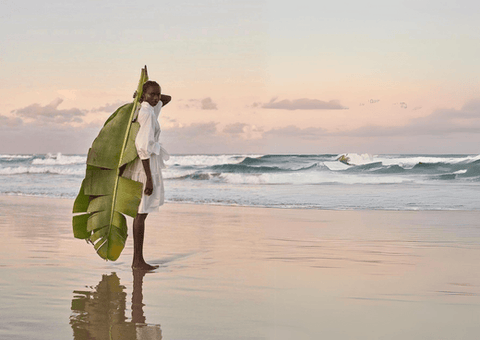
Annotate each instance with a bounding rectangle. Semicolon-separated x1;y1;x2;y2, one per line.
123;101;169;213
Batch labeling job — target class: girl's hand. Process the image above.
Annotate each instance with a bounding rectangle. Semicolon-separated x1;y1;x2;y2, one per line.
145;178;153;196
141;159;153;196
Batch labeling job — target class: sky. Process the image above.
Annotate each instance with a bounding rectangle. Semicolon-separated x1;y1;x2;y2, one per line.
1;0;480;154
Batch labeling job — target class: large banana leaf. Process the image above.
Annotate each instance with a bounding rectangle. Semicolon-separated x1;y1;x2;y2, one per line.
72;67;149;261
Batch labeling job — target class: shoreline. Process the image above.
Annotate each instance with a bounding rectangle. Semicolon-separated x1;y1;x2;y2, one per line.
2;193;479;212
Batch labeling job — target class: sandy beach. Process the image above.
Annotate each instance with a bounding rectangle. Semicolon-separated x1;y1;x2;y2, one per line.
0;195;479;339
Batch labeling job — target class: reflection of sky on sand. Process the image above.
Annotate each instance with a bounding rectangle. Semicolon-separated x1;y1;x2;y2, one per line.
0;196;480;339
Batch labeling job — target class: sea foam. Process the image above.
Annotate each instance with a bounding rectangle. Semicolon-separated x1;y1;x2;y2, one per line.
31;153;87;165
0;166;85;176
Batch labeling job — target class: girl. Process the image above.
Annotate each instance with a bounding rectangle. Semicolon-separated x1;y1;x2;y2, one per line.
123;80;171;270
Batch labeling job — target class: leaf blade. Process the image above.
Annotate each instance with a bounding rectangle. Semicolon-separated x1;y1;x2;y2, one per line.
72;67;148;261
72;213;92;239
72;66;149;261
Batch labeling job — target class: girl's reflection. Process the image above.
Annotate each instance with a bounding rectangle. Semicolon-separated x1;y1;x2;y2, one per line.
70;271;161;340
132;269;146;324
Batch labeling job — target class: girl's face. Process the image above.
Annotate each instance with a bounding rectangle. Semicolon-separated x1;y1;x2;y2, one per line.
144;84;161;107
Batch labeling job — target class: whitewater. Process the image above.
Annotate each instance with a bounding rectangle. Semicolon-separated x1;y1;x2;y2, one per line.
0;152;479;210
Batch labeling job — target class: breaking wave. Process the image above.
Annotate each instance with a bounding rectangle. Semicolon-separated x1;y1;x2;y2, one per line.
1;152;479;210
31;153;86;165
0;166;84;176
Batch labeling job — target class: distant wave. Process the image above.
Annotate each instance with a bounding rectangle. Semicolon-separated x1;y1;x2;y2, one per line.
375;154;480;168
168;154;258;167
169;172;222;181
238;156;267;165
164;170;411;185
434;174;457;181
370;165;406;174
31;153;86;165
335;153;480;167
211;164;286;173
159;153;480;186
0;154;33;161
345;162;383;172
0;166;84;176
0;191;76;199
461;165;480;178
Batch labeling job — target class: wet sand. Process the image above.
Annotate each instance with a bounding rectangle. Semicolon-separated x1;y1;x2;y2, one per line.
0;195;479;340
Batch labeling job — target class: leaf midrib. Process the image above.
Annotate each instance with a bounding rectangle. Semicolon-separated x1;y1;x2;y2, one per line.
97;69;146;259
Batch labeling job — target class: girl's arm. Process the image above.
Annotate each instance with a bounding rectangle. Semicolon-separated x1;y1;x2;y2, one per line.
141;159;154;196
161;94;172;106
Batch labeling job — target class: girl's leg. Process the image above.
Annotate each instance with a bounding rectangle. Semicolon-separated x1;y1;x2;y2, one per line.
132;213;158;270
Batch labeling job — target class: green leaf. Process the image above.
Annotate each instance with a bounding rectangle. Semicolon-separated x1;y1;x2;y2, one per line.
93;212;128;261
72;180;89;213
115;177;143;217
72;213;92;239
86;103;135;170
90;228;107;243
103;103;130;127
72;66;149;260
120;122;140;167
84;168;117;196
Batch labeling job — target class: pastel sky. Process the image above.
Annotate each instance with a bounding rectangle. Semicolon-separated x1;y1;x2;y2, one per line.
1;0;479;154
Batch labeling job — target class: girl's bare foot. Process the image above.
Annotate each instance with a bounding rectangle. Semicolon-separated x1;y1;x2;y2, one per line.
132;261;159;271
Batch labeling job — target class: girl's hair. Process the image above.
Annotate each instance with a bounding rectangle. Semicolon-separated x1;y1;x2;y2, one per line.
139;81;160;102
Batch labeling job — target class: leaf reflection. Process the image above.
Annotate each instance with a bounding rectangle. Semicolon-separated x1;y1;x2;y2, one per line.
70;271;161;340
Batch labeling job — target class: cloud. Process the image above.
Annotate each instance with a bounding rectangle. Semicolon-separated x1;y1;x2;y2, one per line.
346;99;480;137
12;98;86;124
161;122;228;153
265;125;328;140
0;115;23;128
90;101;128;113
4;98;480;154
165;122;218;139
260;97;348;110
223;123;263;140
223;123;247;134
0;123;102;154
159;121;268;153
251;99;480;141
201;97;218;110
461;100;480;112
181;97;218;110
162;115;177;123
246;101;264;109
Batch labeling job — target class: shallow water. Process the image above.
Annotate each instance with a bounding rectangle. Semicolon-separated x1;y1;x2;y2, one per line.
1;196;480;339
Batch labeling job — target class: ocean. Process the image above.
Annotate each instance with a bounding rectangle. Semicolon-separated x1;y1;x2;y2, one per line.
0;153;479;210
